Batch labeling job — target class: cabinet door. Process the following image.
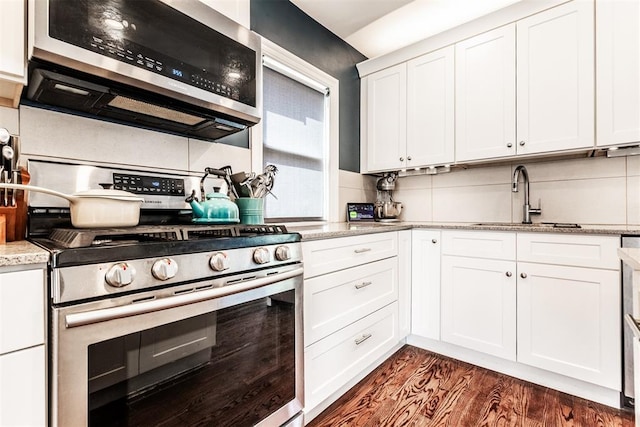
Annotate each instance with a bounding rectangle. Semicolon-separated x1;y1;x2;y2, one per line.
0;269;45;355
596;0;640;146
455;24;516;162
411;230;441;340
0;346;46;427
0;0;26;108
441;256;516;360
365;63;407;172
407;46;454;167
517;262;620;389
516;1;594;154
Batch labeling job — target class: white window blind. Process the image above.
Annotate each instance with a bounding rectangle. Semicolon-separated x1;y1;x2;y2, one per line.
262;65;328;221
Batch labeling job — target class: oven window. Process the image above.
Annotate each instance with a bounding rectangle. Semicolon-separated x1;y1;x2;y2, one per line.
87;290;295;426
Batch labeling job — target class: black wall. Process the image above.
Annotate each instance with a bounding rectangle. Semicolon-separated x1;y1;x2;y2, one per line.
250;0;367;173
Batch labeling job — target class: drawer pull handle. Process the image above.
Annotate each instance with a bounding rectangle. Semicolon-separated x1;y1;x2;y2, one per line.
354;248;372;254
355;333;372;345
355;281;372;289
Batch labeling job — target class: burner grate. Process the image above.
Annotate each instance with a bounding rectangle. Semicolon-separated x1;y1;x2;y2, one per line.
47;224;291;248
48;226;184;248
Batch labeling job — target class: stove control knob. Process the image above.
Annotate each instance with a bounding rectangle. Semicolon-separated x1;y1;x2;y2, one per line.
152;258;178;281
275;245;291;261
105;263;136;287
209;252;230;271
253;247;271;264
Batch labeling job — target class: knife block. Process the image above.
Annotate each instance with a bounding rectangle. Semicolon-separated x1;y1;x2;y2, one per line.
0;173;29;241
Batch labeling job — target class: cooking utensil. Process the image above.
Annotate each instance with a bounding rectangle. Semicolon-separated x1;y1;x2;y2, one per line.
0;183;144;228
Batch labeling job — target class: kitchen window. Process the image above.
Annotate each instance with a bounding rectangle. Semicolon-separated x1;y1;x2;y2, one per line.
254;39;339;223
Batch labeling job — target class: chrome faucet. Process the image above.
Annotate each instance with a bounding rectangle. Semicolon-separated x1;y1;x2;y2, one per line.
512;165;541;224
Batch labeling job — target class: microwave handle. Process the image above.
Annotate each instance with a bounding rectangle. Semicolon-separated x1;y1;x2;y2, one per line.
65;267;303;328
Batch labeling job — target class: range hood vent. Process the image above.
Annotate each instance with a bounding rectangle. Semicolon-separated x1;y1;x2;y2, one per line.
23;64;250;141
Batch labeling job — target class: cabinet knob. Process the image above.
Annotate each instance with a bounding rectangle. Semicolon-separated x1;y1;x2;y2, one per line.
399;157;405;162
507;142;513;148
407;156;412;161
432;239;437;244
519;141;526;147
505;271;512;277
520;273;527;279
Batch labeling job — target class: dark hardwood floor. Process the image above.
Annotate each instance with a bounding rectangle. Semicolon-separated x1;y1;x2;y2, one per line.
308;345;634;427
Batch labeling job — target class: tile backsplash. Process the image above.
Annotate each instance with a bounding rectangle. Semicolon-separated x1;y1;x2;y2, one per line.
393;155;640;225
5;106;638;226
15;106;251;174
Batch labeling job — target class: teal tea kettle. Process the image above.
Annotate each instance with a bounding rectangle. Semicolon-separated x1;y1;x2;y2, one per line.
187;167;240;224
186;187;240;224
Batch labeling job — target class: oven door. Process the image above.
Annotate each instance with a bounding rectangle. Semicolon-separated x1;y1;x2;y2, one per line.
50;265;303;427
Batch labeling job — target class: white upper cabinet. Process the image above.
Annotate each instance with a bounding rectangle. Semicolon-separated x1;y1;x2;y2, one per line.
596;0;640;147
516;1;594;155
364;63;408;172
456;1;594;162
455;25;516;162
0;0;27;108
364;46;454;173
407;46;455;167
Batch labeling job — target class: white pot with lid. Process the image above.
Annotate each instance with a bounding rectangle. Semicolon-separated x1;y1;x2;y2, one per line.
0;183;144;228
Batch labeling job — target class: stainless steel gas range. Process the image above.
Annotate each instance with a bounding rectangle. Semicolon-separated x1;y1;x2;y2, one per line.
26;160;304;427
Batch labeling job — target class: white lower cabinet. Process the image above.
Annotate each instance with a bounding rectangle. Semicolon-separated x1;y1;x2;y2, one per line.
517;262;620;389
304;257;398;345
435;231;621;393
303;232;403;417
411;229;441;340
0;346;46;426
441;255;517;361
304;302;399;410
0;267;46;426
516;232;621;390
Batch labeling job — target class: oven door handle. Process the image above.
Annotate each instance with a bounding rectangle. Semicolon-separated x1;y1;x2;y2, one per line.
65;267;303;328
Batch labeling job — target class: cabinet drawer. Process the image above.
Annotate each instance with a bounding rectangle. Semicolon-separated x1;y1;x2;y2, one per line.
303;232;398;278
517;233;620;269
0;269;45;355
305;257;398;345
442;230;515;260
304;302;399;410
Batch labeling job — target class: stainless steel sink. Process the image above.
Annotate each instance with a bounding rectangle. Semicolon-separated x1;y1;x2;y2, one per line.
473;222;581;229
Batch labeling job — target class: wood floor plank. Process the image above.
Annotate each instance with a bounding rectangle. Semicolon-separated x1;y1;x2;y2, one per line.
309;346;430;426
308;345;635;427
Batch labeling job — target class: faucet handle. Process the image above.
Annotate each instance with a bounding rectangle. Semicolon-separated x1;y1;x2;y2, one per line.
530;198;542;215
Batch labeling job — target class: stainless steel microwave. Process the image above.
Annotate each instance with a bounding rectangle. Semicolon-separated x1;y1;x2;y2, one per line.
26;0;262;141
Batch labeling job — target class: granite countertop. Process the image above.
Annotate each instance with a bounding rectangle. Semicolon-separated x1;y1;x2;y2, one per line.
289;221;640;241
0;241;50;267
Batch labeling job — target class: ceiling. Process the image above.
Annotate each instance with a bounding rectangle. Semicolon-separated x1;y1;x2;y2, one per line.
290;0;522;58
